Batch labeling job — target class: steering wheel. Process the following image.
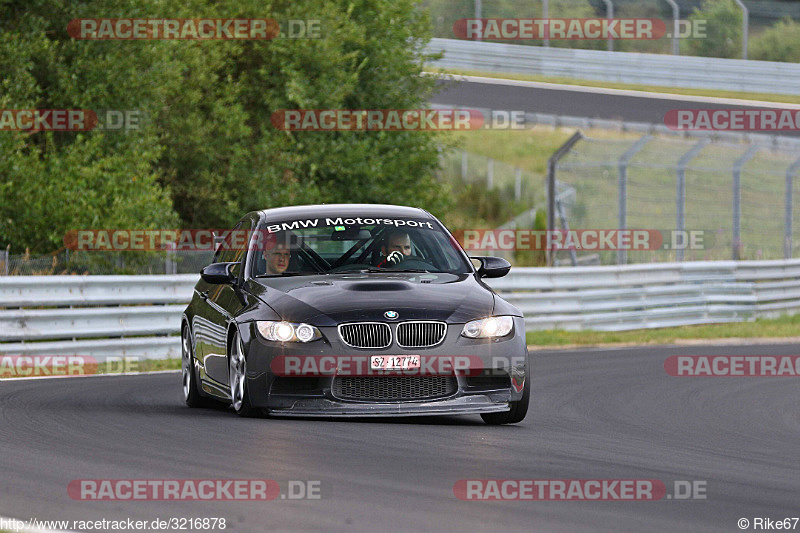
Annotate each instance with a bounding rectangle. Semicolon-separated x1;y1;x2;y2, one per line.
385;256;436;270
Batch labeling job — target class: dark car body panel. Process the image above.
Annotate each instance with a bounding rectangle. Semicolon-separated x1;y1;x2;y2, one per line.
182;204;528;417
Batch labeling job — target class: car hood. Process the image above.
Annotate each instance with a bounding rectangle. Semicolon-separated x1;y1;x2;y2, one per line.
245;273;495;325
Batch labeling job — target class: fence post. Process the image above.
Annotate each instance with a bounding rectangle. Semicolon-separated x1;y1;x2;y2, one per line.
2;246;8;276
515;168;522;201
474;0;482;37
732;0;748;59
542;0;549;47
676;139;709;261
663;0;680;55
546;131;584;266
487;158;494;190
556;192;578;266
166;244;177;275
601;0;614;52
786;156;800;259
732;145;759;260
617;135;651;265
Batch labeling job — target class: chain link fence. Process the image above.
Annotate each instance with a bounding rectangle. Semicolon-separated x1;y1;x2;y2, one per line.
6;133;799;273
437;148;545;223
420;0;679;55
552;133;800;264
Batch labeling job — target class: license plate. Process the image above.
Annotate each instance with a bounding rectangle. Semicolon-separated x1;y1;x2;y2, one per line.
370;355;420;371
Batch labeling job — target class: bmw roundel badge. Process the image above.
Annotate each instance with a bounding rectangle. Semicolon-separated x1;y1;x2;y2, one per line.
384;310;399;320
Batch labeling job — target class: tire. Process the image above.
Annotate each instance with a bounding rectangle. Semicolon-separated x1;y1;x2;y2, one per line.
481;363;530;425
182;325;211;408
229;331;262;418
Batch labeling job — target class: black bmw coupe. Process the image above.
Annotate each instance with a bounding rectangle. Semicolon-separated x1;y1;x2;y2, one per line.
181;204;529;424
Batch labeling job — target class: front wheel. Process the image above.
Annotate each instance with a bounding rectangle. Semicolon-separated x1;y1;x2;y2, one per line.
481;365;530;425
182;326;210;408
229;331;262;417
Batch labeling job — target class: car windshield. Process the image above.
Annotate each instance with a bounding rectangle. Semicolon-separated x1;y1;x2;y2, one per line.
249;215;473;276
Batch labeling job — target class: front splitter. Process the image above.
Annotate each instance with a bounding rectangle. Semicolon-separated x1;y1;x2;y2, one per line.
267;395;510;417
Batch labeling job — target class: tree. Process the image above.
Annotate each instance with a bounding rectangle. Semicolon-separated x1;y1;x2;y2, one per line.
681;0;743;59
750;17;800;63
0;0;451;253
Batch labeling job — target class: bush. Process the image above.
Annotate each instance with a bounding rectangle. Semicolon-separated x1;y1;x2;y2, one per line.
749;17;800;63
0;0;452;252
681;0;743;59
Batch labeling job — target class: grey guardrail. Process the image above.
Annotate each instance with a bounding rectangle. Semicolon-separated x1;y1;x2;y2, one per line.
2;260;800;358
426;38;800;96
489;259;800;331
0;275;198;360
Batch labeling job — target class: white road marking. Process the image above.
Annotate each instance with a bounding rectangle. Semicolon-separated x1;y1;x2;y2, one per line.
0;369;180;382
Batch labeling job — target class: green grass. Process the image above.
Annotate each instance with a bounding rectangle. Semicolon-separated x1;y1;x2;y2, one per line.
0;357;181;380
527;315;800;347
432;67;800;105
441;114;797;261
98;357;181;373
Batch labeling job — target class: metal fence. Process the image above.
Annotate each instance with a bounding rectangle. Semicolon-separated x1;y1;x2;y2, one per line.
425;38;800;95
422;0;689;55
2;260;800;359
493;259;800;330
436;148;544;223
550;132;800;265
0;274;198;359
7;110;798;272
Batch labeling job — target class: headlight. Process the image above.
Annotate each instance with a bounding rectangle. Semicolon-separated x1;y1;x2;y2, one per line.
256;321;322;343
461;316;514;338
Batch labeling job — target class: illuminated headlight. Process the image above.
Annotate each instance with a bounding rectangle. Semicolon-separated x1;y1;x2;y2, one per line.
461;316;514;339
256;321;322;343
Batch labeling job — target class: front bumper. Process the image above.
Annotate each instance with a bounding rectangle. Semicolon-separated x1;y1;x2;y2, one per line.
268;395;511;417
236;318;529;415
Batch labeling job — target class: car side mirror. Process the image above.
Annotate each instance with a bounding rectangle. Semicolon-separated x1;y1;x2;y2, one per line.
200;262;237;284
470;256;511;278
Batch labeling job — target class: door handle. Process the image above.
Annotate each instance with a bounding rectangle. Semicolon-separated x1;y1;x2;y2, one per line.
199;290;209;300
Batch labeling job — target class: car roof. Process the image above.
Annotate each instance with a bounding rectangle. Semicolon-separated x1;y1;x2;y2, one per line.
258;203;432;222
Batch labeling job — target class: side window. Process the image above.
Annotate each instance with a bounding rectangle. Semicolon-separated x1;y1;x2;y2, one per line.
213;220;250;265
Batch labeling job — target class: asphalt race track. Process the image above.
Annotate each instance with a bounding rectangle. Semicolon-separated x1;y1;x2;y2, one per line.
1;343;798;532
430;77;800;137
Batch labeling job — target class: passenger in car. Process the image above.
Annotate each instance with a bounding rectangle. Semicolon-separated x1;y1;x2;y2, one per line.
263;244;291;275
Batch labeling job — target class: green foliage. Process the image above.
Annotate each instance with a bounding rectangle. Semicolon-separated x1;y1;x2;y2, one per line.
749;17;800;63
422;0;605;50
681;0;743;58
0;0;450;253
